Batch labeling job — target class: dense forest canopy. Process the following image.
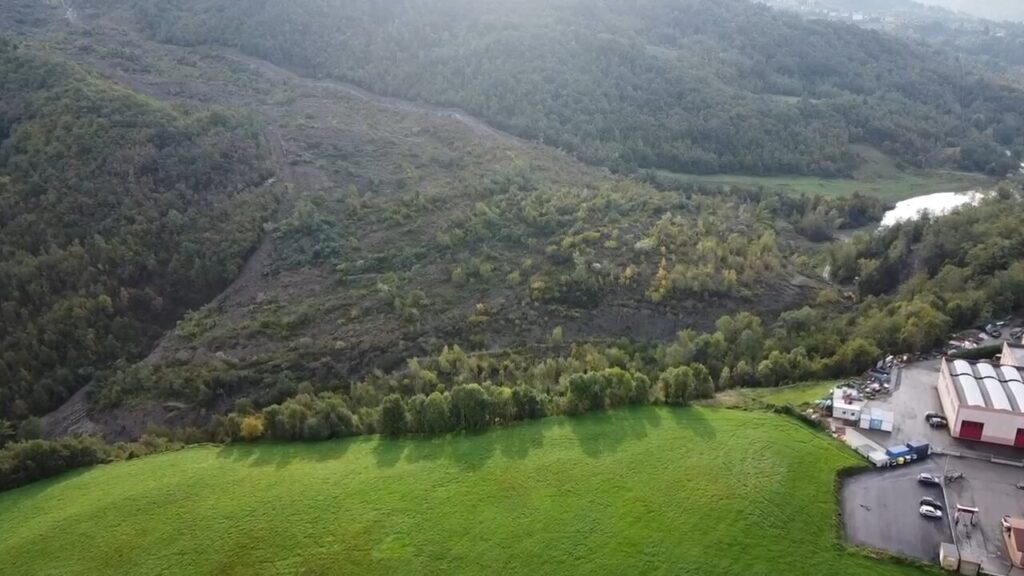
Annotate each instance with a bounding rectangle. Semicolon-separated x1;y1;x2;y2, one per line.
0;40;277;420
121;0;1024;176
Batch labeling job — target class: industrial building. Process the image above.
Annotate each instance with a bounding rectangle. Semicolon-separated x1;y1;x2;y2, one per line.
1002;341;1024;368
937;359;1024;447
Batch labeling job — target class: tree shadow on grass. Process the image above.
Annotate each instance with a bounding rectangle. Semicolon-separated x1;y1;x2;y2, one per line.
0;465;95;517
496;418;546;461
403;435;448;465
397;420;543;471
668;406;717;440
568;406;661;459
372;437;408;469
216;438;355;469
444;430;498;473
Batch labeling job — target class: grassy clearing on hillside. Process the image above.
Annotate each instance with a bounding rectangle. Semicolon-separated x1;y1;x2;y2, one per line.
0;408;933;576
656;170;990;201
712;381;836;409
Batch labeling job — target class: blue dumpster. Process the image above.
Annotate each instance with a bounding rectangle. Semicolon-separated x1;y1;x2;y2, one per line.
886;445;911;459
905;441;930;459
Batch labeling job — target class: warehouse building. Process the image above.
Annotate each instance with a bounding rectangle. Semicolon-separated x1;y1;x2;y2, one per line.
937;359;1024;447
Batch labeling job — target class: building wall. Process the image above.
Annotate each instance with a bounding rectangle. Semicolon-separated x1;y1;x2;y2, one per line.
937;362;961;428
834;406;860;421
1002;343;1024;368
1005;523;1024;569
956;406;1024;446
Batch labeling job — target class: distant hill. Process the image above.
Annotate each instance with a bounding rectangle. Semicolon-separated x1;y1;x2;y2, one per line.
120;0;1024;177
917;0;1024;23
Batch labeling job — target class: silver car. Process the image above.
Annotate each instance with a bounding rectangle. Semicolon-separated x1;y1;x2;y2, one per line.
920;505;943;519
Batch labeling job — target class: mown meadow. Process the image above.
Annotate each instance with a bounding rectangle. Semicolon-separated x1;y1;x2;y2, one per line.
0;407;935;576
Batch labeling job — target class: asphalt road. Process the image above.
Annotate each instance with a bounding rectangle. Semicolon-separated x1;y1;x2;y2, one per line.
841;460;952;562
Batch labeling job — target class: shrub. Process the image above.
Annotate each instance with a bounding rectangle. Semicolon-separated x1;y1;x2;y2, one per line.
949;344;1001;360
379;394;408;436
450;384;490;431
659;366;694;405
239;415;265;440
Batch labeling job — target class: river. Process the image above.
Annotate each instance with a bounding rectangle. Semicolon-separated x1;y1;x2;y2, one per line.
880;191;985;227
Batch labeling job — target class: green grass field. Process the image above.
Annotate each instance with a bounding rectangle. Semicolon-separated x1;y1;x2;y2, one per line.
713;381;836;409
0;407;933;576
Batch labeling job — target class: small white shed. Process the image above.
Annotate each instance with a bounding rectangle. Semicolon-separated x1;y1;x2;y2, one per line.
832;387;864;422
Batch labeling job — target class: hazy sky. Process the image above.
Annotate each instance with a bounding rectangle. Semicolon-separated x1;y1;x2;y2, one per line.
916;0;1024;22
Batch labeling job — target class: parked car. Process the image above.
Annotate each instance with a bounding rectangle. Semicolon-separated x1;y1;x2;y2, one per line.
985;324;1002;338
924;411;943;421
1011;328;1024;340
920;497;943;510
927;416;948;428
920;505;943;519
1003;515;1012;531
918;473;941;486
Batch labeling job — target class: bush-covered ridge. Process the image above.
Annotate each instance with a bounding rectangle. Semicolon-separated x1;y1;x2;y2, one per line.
0;40;277;420
89;192;1024;448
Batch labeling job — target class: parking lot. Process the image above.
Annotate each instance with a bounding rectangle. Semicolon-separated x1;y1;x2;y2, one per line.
841;358;1024;574
841;459;952;561
944;457;1024;575
860;359;1024;462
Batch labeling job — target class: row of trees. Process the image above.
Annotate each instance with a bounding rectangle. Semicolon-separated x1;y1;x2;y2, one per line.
0;435;183;492
101;295;907;446
219;366;719;441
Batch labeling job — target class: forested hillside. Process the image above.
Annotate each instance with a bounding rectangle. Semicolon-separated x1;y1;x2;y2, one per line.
0;0;1021;497
830;187;1024;320
0;39;277;420
122;0;1024;176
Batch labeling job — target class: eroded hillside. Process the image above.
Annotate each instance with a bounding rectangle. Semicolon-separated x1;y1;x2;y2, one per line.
0;5;842;438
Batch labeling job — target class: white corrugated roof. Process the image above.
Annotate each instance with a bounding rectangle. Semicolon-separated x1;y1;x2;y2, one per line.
1000;367;1024;411
956;375;986;407
983;380;1012;411
1002;366;1024;384
976;363;1012;410
953;359;974;375
947;359;1024;414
